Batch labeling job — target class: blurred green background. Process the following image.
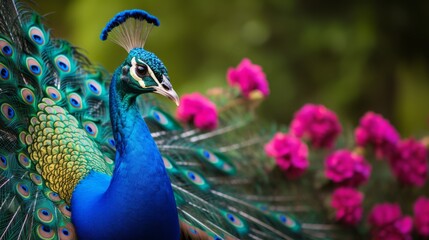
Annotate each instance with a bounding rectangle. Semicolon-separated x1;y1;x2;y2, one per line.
24;0;429;135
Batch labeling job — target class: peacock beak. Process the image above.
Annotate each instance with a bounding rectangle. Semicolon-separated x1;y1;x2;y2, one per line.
153;75;180;106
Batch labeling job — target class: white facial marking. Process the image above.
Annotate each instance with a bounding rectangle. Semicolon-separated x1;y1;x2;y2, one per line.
130;57;145;88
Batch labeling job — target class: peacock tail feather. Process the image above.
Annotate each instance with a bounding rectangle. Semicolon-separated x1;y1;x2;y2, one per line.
154;118;342;239
0;0;114;238
0;0;350;239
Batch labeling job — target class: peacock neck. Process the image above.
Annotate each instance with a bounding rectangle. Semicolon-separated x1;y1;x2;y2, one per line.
96;68;179;238
109;69;145;157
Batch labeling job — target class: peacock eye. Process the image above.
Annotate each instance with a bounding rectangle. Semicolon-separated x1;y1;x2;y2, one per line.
135;64;148;78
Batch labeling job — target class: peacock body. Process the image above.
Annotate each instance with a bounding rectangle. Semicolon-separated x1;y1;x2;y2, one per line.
0;0;341;239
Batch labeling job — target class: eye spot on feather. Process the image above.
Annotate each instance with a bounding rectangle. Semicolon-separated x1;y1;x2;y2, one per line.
58;223;75;240
21;88;35;105
67;93;83;110
29;27;45;45
37;224;55;239
45;191;61;202
224;212;245;228
0;155;7;170
277;214;298;229
152;110;168;125
37;208;54;223
0;39;14;57
16;183;30;199
0;63;10;80
30;173;43;186
26;57;42;76
18;153;31;169
45;87;62;101
83;121;98;138
51;192;59;199
184;170;209;190
198;149;236;174
55;55;71;73
86;80;102;96
59;204;72;218
1;103;15;120
202;150;219;164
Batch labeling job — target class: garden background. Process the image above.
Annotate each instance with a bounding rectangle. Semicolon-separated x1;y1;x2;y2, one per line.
25;0;429;135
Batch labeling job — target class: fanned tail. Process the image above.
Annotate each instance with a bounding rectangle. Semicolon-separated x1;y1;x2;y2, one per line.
0;0;114;239
144;99;346;239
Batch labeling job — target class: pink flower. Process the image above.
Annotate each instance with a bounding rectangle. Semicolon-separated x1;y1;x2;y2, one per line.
355;112;400;159
368;203;413;240
369;203;403;227
290;104;342;148
176;93;218;130
331;188;364;225
227;58;269;99
414;197;429;237
325;150;371;187
388;138;427;186
265;133;309;179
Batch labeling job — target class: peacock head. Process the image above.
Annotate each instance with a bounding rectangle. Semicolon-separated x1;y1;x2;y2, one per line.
101;10;179;105
122;48;178;105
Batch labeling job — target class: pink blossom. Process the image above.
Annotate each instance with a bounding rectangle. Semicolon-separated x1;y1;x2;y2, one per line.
265;133;309;179
331;188;364;225
325;150;371;187
388;138;428;186
355;112;400;159
290;104;342;148
176;93;218;130
368;203;413;240
414;197;429;237
227;58;269;99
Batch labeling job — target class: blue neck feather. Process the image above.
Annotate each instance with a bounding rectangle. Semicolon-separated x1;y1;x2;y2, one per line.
71;67;179;239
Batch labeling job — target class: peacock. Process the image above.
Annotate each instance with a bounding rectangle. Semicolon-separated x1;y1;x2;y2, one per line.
0;0;350;239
